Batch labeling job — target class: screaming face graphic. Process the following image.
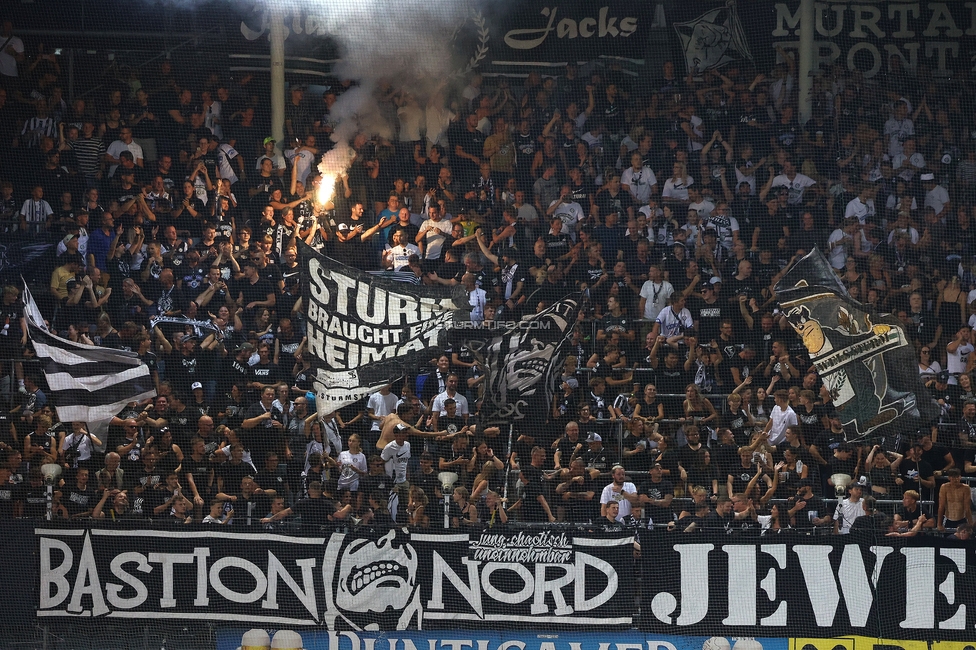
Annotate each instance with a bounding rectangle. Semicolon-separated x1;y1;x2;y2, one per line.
337;529;418;613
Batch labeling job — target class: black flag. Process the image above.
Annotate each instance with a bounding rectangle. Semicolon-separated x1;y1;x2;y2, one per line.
464;295;580;424
299;242;469;414
775;248;938;440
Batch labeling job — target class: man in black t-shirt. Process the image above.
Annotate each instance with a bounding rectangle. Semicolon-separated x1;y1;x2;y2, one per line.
64;467;95;518
241;387;288;468
519;446;556;523
895;444;935;501
786;480;829;531
554;458;600;523
216;475;274;527
235;261;276;325
640;463;674;527
293;481;352;529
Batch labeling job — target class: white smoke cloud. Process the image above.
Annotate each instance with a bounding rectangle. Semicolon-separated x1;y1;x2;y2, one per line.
281;0;478;201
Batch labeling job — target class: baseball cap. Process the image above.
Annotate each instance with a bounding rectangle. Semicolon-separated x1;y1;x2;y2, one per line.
920;172;935;182
263;136;276;146
191;382;203;391
586;432;602;443
700;281;712;290
709;276;722;285
236;342;255;352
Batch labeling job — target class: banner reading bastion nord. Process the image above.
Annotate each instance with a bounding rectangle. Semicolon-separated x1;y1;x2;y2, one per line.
29;525;976;640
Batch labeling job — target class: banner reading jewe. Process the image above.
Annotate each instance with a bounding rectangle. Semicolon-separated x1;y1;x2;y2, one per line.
299;243;469;416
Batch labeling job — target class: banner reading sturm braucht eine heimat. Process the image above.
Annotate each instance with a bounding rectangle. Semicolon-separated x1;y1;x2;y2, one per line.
36;527;636;629
299;242;469;414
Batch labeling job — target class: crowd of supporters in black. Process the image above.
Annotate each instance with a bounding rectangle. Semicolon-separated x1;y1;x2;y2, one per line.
0;17;974;539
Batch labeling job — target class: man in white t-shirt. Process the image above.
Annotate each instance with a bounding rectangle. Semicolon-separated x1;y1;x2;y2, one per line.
653;293;694;340
380;425;411;523
431;374;469;427
921;173;950;216
639;265;674;322
216;141;244;186
883;101;913;158
687;186;715;219
416;205;452;263
621;152;657;205
833;482;866;534
706;201;739;251
285;134;319;186
844;184;876;224
0;21;24;80
548;186;585;240
892;138;925;182
382;229;420;271
600;465;640;522
764;389;798;446
367;384;398;439
946;325;974;386
105;128;144;178
771;160;816;205
826;219;858;269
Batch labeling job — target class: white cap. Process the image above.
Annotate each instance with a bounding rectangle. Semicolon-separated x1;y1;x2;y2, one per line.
239;628;271;650
920;172;935;181
271;630;305;649
191;381;203;391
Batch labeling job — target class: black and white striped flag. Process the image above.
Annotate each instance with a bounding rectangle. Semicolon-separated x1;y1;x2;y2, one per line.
23;284;156;437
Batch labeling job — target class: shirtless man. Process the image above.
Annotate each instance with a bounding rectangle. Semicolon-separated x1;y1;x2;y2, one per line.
938;468;973;532
374;402;445;451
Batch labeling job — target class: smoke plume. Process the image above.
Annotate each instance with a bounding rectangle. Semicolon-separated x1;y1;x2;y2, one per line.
288;0;477;202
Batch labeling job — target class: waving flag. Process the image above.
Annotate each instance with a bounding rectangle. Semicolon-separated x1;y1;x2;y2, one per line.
23;284;156;438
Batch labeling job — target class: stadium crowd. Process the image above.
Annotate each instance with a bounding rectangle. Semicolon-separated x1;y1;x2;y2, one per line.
0;17;974;539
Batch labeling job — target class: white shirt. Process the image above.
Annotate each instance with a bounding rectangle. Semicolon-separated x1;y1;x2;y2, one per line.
381;439;411;483
662;176;694;201
337;450;367;490
20;198;53;224
689;199;715;219
892;151;925;181
600;482;638;520
844;196;875;223
640;280;674;320
621;166;657;204
947;342;974;385
549;199;585;239
883;117;914;157
767;404;798;446
833;497;865;534
256;151;287;171
106;140;144;178
655;306;694;337
216;143;240;185
0;34;24;77
924;185;950;216
432;390;469;417
367;391;398;432
469;287;487;324
826;228;850;269
418;218;452;259
384;243;419;271
771;173;815;205
285;147;316;186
